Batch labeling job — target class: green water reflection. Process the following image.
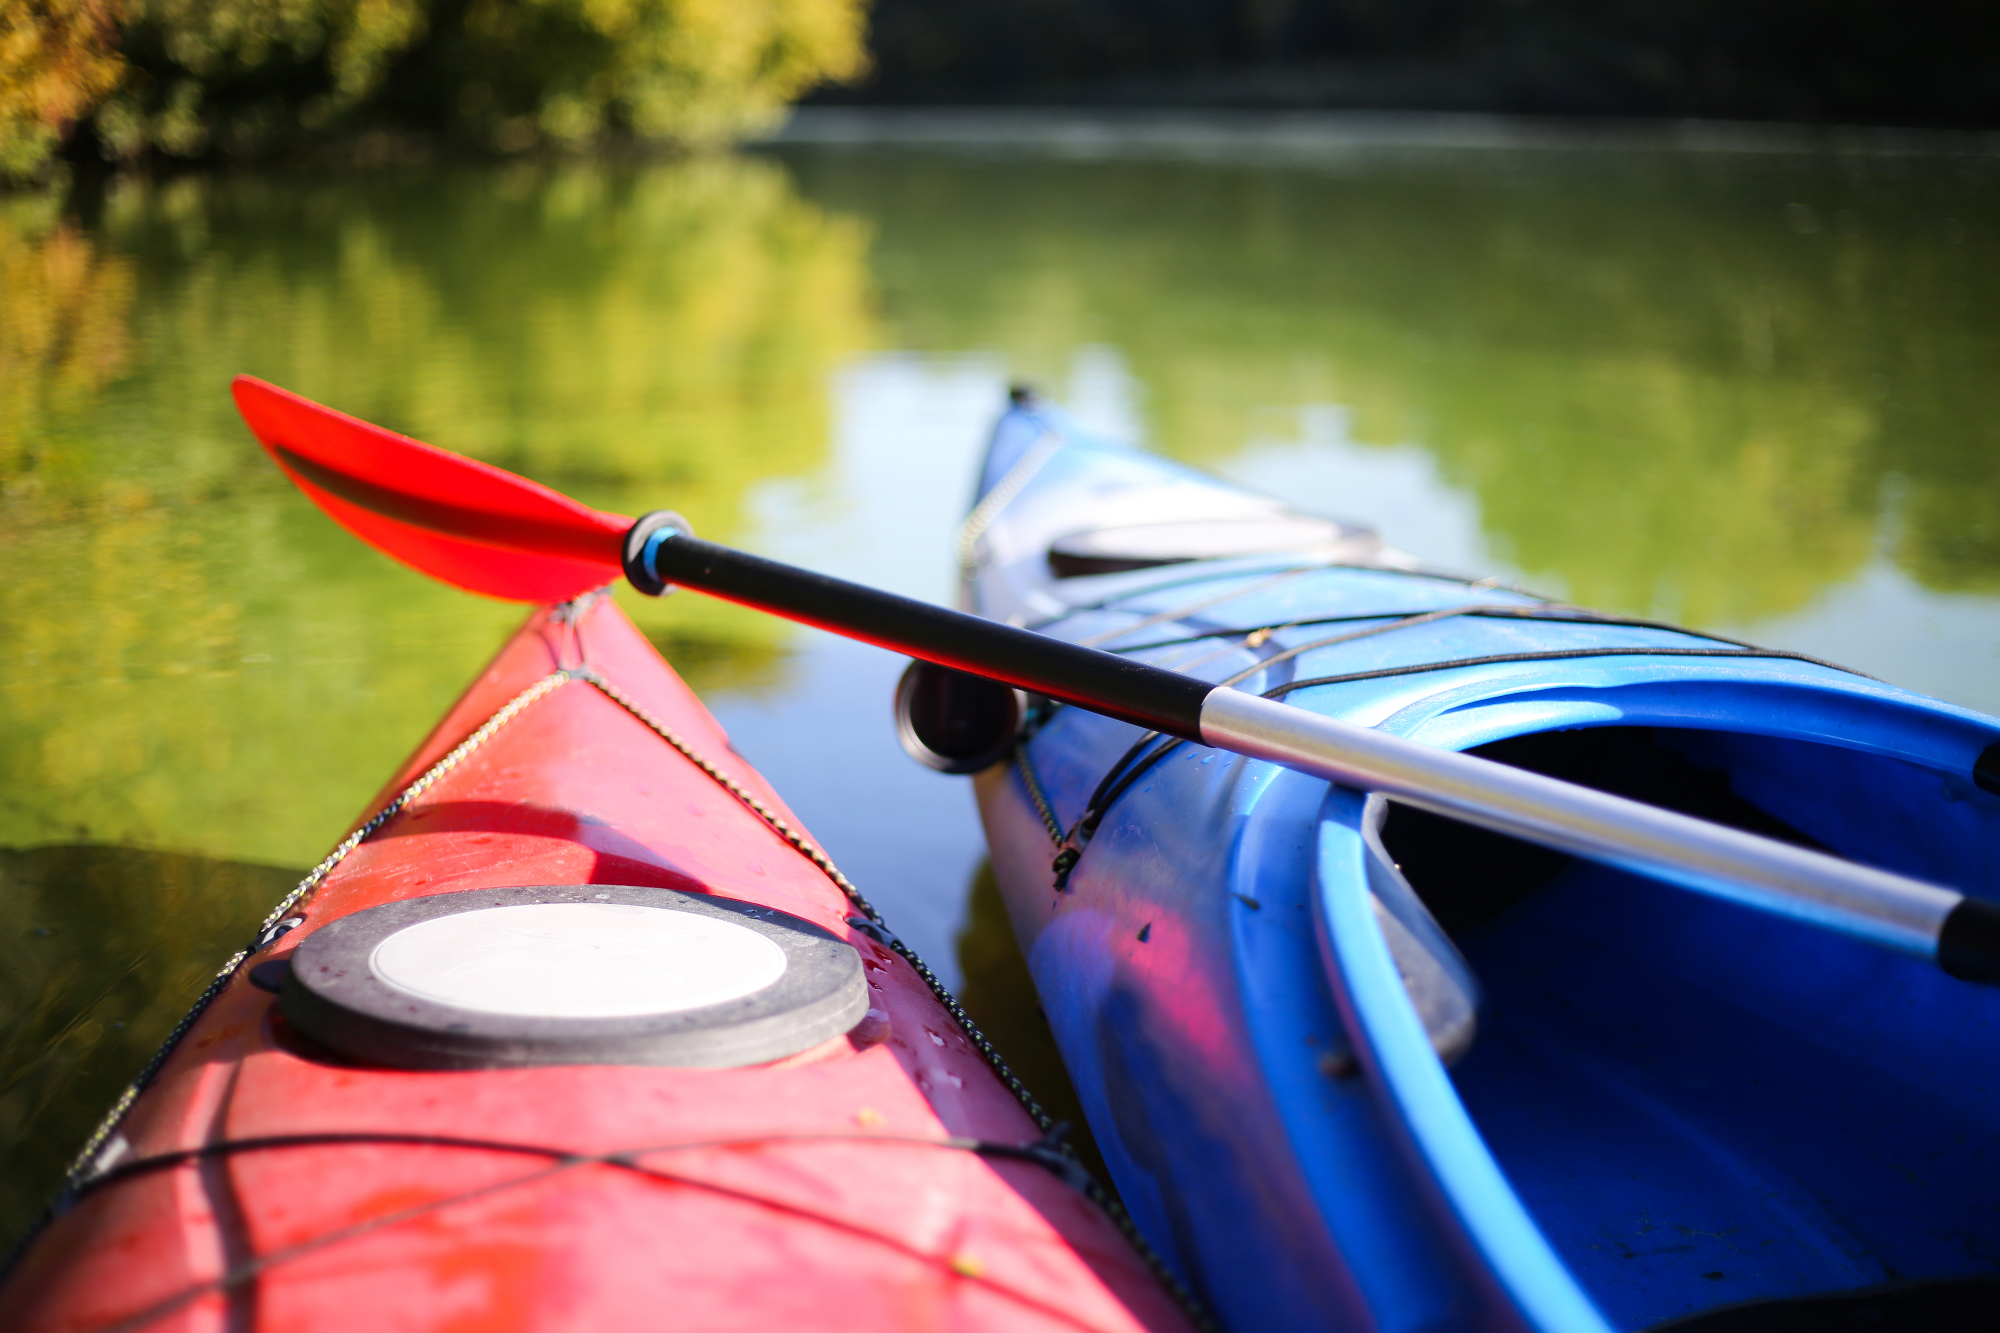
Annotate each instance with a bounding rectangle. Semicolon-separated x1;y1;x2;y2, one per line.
786;150;2000;622
0;847;301;1232
3;157;871;862
5;142;1999;1242
955;859;1107;1187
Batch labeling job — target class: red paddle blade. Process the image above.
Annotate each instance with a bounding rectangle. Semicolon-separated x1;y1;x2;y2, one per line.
233;376;632;603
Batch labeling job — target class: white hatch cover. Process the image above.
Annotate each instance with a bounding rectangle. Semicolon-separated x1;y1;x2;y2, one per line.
1046;516;1381;578
275;884;869;1069
371;902;790;1019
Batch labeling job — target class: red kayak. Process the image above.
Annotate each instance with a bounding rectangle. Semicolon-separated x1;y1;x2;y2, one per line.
2;594;1196;1332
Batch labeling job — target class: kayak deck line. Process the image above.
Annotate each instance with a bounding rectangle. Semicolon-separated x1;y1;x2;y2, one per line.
1073;565;1332;648
75;1127;1097;1202
66;1126;1100;1333
959;427;1061;577
1096;603;1873;668
21;598;1209;1333
1021;582;1882;898
1033;554;1534;626
1043;607;1523;863
1015;739;1069;846
1038;623;1855;892
1262;644;1871;699
1056;569;1871;683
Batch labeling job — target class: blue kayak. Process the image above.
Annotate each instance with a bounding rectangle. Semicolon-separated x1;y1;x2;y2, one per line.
942;394;2000;1332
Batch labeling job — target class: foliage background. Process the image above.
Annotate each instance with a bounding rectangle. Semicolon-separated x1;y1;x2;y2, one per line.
832;0;2000;127
2;0;869;177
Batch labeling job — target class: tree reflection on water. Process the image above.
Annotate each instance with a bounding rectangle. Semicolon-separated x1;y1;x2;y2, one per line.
0;845;301;1235
784;148;2000;620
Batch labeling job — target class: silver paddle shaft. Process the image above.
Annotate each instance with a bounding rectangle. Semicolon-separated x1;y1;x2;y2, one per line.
1201;689;1963;957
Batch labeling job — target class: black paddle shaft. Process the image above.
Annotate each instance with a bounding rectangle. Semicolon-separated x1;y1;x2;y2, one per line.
622;513;1213;739
620;512;2000;986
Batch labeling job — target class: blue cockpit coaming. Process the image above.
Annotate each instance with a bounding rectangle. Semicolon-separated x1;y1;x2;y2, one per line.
1327;680;2000;1329
1316;787;1620;1333
1230;770;1524;1332
1372;677;2000;898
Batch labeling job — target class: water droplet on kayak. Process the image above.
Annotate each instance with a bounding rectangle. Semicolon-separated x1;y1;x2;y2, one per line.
1317;1051;1357;1079
851;1010;891;1047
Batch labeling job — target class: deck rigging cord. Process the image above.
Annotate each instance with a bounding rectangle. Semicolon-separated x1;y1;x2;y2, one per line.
22;599;1213;1332
1020;584;1874;889
1073;564;1330;648
73;1126;1108;1333
956;426;1060;578
1033;555;1555;631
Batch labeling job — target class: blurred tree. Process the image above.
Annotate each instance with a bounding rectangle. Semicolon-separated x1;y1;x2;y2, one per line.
383;0;869;153
823;0;2000;128
0;0;868;178
90;0;430;161
0;1;128;176
0;190;133;469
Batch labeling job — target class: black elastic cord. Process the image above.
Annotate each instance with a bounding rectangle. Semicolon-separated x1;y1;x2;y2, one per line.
69;1126;1100;1333
1046;643;1870;891
1106;604;1786;657
1053;731;1187;887
1264;645;1875;699
1050;605;1496;881
72;1127;1093;1204
1040;559;1555;626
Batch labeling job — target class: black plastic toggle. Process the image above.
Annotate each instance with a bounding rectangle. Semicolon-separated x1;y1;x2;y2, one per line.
1974;742;2000;798
1937;896;2000;985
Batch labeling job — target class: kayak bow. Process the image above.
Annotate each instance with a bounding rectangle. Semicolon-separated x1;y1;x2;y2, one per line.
955;393;2000;1333
1;405;1199;1332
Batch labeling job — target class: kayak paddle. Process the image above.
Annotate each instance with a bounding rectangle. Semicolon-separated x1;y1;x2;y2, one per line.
232;375;2000;984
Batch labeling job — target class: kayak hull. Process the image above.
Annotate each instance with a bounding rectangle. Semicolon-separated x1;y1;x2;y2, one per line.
966;399;2000;1332
4;597;1192;1333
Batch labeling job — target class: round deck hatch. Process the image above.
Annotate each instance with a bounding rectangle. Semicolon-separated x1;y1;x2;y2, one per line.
279;885;868;1070
1046;516;1380;579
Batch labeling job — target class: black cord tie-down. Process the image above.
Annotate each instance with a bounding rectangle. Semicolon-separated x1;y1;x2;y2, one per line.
1031;613;1870;892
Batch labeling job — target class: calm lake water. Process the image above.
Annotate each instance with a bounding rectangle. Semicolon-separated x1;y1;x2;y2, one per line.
5;132;1999;1238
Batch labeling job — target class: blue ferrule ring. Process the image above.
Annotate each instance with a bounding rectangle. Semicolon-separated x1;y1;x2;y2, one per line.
641;525;681;585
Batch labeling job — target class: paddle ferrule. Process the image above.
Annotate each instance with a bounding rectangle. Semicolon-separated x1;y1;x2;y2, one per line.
623;510;694;597
1196;688;1990;977
623;513;1212;738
